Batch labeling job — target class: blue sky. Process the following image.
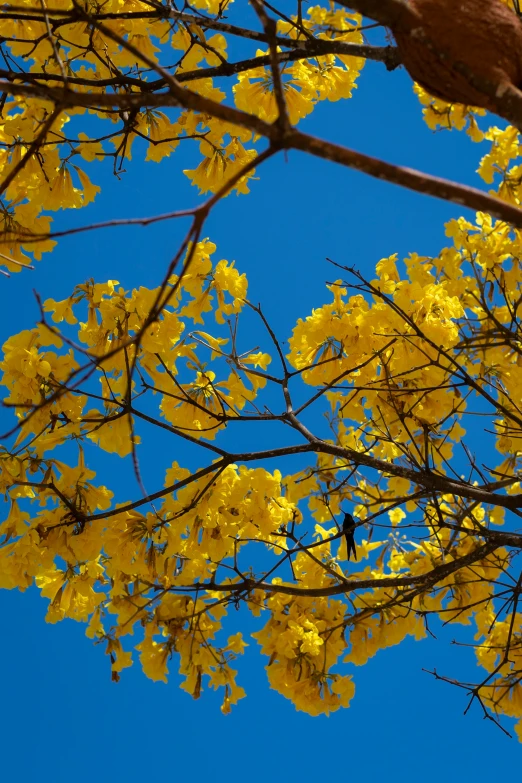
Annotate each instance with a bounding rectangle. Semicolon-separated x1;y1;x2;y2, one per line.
1;16;522;782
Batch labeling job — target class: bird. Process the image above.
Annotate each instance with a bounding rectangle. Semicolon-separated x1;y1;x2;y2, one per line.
342;512;357;561
391;0;522;112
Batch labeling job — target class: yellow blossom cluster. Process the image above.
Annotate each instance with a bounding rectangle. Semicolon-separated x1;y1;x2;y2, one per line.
413;84;486;141
234;7;365;125
1;219;522;724
3;0;522;733
475;608;522;738
0;238;252;452
253;590;355;716
286;209;522;474
0;2;369;273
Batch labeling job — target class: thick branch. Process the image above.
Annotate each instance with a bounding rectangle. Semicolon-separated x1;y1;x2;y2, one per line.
2;80;522;229
194;539;503;597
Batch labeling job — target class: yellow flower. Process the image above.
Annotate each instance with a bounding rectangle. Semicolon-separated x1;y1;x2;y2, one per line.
234;60;314;125
389;508;406;526
136;636;169;683
184;139;256;196
85;411;141;457
225;633;248;654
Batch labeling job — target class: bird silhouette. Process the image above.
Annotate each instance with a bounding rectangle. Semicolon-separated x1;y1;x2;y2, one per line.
342;512;357;561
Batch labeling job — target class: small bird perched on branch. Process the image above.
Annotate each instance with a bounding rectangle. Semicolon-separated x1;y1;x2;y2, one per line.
342;512;358;561
392;0;522;111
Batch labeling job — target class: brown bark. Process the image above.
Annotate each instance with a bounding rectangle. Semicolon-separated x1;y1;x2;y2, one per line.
392;0;522;109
